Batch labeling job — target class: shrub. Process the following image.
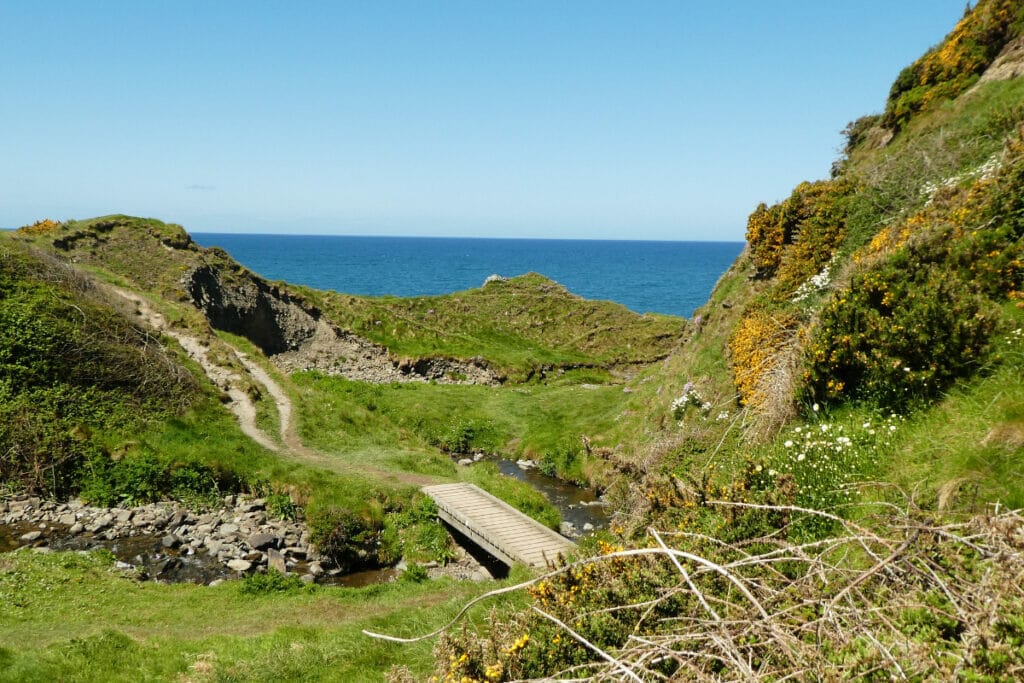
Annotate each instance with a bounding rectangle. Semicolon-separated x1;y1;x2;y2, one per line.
729;308;799;409
802;256;998;408
238;569;309;595
308;507;382;571
883;0;1023;131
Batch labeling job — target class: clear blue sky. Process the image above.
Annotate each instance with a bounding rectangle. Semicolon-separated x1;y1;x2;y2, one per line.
1;2;969;241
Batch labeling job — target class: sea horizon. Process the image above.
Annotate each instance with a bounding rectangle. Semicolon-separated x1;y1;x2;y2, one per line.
193;233;743;319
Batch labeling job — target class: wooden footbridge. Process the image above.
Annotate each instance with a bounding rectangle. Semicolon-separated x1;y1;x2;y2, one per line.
422;483;575;568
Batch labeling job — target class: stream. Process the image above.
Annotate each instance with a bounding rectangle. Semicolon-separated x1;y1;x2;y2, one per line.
0;463;607;586
493;459;609;534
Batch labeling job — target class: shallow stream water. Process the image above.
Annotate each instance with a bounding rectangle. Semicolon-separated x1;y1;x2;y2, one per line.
494;459;610;532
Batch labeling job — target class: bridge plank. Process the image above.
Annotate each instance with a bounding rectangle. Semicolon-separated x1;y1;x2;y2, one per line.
423;483;575;569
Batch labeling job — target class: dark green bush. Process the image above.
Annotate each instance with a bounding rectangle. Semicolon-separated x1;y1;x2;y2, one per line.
238;569;309;595
308;507;382;571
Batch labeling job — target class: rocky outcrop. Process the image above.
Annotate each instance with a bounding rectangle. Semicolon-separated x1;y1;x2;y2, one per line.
182;264;501;385
185;265;318;355
976;34;1024;85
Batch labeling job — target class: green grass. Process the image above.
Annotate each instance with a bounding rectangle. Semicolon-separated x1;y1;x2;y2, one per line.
0;549;530;682
292;272;685;380
291;371;628;483
879;304;1024;509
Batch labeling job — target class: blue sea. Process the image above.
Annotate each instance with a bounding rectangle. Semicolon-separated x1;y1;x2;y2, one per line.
191;234;743;319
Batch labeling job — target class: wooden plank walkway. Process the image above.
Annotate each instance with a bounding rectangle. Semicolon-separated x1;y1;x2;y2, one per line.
423;483;575;569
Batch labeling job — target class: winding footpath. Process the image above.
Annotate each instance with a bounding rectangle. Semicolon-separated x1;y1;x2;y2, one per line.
113;287;281;451
113;286;435;487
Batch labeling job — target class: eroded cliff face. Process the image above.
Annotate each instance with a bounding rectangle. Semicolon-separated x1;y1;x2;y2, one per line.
185;265;318;355
182;264;501;385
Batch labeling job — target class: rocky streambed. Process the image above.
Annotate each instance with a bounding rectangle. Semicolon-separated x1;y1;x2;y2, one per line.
0;494;333;584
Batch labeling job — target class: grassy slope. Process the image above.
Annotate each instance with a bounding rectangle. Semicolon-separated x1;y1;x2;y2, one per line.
13;218;684;380
0;549;529;682
297;272;684;379
610;9;1024;518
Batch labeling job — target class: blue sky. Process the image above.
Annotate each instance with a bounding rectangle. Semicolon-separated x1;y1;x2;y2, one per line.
1;2;969;241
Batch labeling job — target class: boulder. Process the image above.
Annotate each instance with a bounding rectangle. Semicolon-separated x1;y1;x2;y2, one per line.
20;530;43;542
227;559;252;573
267;548;287;574
248;532;279;551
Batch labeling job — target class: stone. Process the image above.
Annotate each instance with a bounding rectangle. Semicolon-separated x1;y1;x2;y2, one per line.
58;512;77;526
208;579;225;587
161;534;181;549
219;523;239;535
116;509;133;523
583;523;595;532
69;522;84;535
283;547;306;560
307;562;324;576
227;559;252;573
239;499;266;513
458;458;473;466
267;548;287;574
300;574;316;584
248;532;279;551
20;530;43;542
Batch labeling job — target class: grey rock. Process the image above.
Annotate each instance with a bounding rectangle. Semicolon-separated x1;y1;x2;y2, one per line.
227;559;252;573
20;530;43;542
308;562;324;576
267;548;287;574
583;523;595;532
300;574;316;584
458;458;473;466
219;523;239;535
161;534;181;549
239;499;266;513
69;523;84;535
58;512;77;526
116;510;133;523
283;547;306;560
248;532;279;551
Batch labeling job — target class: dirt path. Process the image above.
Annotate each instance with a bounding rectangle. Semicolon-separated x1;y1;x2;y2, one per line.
113;288;280;452
112;287;437;487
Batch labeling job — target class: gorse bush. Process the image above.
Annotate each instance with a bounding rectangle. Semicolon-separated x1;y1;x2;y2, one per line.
802;256;998;408
744;179;852;288
884;0;1024;131
729;308;798;408
802;131;1024;409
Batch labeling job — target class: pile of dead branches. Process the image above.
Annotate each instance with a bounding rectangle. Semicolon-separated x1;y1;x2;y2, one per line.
371;501;1024;681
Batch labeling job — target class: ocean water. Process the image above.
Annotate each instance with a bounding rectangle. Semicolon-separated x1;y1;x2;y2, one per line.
192;234;743;319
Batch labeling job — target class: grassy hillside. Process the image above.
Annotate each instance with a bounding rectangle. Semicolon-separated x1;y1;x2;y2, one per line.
417;2;1024;679
12;217;684;381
